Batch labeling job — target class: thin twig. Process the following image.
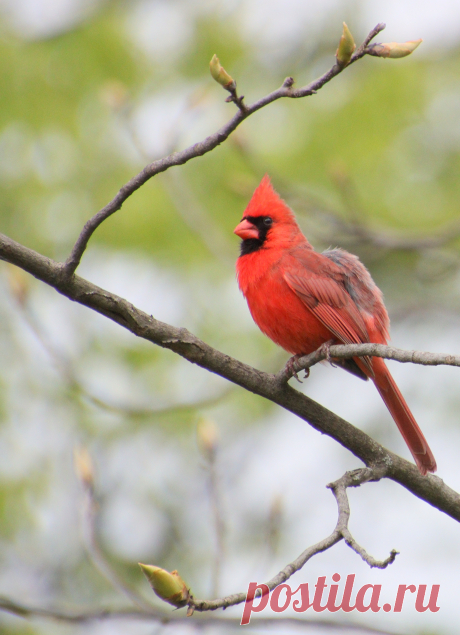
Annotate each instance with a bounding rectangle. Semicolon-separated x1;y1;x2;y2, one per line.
84;386;232;419
0;462;401;630
198;419;226;597
279;341;460;382
306;205;460;252
161;170;235;266
0;596;407;633
207;443;226;597
225;84;248;113
189;467;394;612
328;469;398;569
79;480;155;611
190;529;342;611
277;171;460;256
353;23;387;60
62;24;386;277
0;598;155;623
7;287;229;418
117;101;235;267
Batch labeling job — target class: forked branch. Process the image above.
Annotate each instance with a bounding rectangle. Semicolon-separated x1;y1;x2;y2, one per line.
280;342;460;382
189;467;396;613
63;23;386;278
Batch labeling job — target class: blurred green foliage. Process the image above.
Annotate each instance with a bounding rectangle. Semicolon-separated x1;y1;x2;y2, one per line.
1;1;459;275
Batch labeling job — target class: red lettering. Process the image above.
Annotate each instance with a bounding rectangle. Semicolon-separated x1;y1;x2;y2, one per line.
355;584;382;613
326;573;342;612
312;576;328;612
415;585;440;613
270;584;292;613
292;584;313;612
241;582;269;625
394;584;416;612
240;576;436;621
339;574;356;612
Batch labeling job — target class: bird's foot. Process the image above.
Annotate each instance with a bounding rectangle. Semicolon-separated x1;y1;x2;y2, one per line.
284;355;302;382
319;339;336;367
284;355;309;382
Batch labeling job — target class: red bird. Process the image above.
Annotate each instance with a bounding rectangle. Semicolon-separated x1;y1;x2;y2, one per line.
234;175;436;475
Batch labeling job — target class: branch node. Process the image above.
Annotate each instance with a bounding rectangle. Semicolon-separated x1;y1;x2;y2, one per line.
327;469;398;570
351;22;387;62
61;21;392;269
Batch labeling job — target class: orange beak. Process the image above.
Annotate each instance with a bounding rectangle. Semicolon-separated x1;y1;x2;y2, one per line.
234;218;259;240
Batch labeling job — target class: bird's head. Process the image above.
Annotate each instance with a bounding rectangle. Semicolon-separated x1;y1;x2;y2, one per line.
234;175;300;255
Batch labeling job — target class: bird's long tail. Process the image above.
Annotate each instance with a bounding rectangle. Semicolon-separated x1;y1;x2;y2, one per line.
371;357;437;475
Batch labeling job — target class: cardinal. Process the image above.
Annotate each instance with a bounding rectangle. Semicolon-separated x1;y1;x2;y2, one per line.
234;175;436;475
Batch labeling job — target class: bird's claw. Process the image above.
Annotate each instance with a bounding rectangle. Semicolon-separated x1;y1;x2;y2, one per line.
284;355;303;383
319;340;336;368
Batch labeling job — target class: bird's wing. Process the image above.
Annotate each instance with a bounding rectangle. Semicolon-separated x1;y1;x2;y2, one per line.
283;253;374;375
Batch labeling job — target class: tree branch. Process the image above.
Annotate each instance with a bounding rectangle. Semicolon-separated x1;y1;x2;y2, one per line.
0;466;404;631
0;599;156;624
189;467;395;613
1;231;459;524
77;474;155;611
62;23;386;278
6;281;231;418
279;342;460;382
293;184;460;254
0;596;407;634
327;470;398;569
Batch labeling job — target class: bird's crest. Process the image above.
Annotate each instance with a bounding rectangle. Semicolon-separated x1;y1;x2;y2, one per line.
244;175;297;224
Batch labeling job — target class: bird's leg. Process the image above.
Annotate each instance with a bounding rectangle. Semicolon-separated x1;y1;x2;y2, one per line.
284;355;303;383
284;340;336;382
319;339;337;367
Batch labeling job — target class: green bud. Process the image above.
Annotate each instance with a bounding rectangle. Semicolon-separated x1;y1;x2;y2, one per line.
209;54;236;90
368;39;422;59
139;564;189;607
336;22;356;67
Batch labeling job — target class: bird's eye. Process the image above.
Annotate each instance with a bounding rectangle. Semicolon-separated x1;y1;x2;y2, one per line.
263;217;273;227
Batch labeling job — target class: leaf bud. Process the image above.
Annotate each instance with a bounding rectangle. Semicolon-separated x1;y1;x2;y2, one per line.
209;54;236;90
139;564;190;607
368;39;422;59
336;22;356;67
